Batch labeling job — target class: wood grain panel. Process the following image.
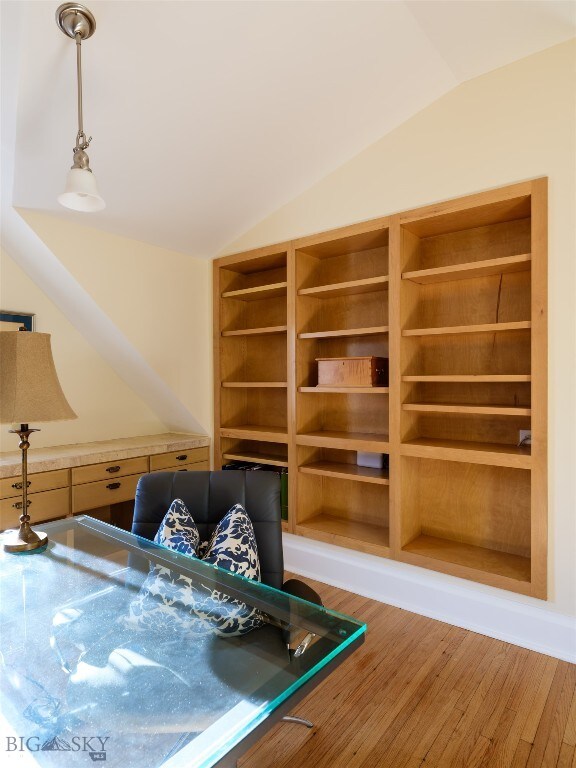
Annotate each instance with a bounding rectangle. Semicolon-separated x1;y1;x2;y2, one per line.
72;473;143;514
151;461;209;474
294;218;390;255
403;253;531;284
412;218;531;271
0;487;69;530
300;245;388;288
405;328;531;377
149;447;209;471
401;456;531;557
71;456;148;485
0;468;69;500
239;572;567;768
529;177;548;599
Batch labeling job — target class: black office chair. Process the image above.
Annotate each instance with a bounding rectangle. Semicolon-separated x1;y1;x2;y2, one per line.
54;470;323;735
132;469;314;595
130;470;322;724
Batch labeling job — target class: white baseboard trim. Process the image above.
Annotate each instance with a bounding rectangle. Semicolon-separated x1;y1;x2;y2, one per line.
282;534;576;664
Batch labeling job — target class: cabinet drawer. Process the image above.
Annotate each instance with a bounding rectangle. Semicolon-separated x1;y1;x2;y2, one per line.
0;469;69;500
150;447;209;471
0;487;70;531
72;457;149;485
152;461;210;474
72;473;142;514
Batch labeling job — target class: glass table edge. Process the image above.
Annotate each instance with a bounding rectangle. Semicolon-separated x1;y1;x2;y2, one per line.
168;621;367;768
35;515;366;637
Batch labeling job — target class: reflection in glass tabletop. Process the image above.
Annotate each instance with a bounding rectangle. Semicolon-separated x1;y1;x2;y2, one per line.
0;516;366;767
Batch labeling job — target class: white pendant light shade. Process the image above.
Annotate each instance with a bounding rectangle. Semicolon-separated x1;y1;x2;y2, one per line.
58;168;105;212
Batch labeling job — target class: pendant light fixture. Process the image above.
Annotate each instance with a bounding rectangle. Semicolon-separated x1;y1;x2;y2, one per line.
56;3;105;212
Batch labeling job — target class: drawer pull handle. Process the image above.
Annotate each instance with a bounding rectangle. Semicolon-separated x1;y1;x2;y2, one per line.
13;500;32;510
176;455;188;461
12;481;31;490
106;466;121;474
106;482;121;490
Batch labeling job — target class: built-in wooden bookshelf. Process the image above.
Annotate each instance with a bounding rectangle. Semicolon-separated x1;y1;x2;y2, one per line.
213;179;547;597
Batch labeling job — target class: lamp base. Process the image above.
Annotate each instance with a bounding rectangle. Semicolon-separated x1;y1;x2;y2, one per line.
3;522;48;553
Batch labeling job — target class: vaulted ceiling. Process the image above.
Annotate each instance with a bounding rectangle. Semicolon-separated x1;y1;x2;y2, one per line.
7;0;576;258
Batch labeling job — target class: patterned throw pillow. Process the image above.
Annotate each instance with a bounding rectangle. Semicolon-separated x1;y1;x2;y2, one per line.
154;498;200;555
125;501;264;637
199;504;265;635
203;504;261;579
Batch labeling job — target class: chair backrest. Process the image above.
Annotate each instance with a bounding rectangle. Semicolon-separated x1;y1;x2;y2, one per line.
131;470;284;590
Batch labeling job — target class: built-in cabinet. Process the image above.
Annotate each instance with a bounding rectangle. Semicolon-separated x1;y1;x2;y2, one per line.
0;435;210;532
213;179;547;598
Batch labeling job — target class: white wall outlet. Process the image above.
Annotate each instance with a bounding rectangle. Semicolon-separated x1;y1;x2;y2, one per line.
519;430;532;445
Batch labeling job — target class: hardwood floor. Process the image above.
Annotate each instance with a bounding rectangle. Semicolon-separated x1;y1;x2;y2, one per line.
239;575;576;768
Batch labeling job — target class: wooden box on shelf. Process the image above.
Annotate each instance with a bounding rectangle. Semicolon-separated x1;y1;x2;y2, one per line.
316;356;389;387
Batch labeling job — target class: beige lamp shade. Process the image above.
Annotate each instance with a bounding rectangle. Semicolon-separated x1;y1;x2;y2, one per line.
0;331;77;424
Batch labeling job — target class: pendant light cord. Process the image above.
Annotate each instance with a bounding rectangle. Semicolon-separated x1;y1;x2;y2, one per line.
74;32;91;153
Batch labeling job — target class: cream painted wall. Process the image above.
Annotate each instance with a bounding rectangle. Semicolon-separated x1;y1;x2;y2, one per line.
0;248;168;450
222;40;576;618
17;212;213;437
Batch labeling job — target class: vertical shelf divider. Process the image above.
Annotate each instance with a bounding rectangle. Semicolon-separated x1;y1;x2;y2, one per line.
212;259;223;470
287;243;297;534
529;178;548;599
388;215;402;557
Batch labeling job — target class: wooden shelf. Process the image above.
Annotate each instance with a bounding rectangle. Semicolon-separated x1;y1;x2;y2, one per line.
299;462;389;485
403;321;531;337
296;514;390;556
222;326;287;336
222;382;287;388
221;282;287;301
220;426;288;444
297;431;389;452
222;451;288;468
402;375;531;382
401;438;531;469
402;254;531;285
299;326;389;339
402;535;531;583
403;403;531;416
299;386;389;394
298;276;389;298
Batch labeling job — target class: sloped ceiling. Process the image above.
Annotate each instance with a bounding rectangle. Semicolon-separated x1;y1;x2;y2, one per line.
8;0;576;258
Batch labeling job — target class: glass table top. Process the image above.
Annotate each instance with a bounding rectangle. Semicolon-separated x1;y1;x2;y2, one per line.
0;516;366;767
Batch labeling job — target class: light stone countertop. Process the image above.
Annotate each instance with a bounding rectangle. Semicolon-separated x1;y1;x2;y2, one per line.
0;432;210;478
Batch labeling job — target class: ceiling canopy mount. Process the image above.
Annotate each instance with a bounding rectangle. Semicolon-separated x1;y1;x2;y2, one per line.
56;3;96;41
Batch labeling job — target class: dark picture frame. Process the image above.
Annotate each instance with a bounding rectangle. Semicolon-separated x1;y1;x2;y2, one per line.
0;310;35;331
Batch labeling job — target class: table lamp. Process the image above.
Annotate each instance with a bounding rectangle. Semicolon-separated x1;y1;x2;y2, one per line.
0;329;77;553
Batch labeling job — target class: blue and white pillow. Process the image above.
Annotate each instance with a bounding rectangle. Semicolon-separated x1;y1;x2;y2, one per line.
203;504;261;579
154;498;199;555
125;501;265;637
